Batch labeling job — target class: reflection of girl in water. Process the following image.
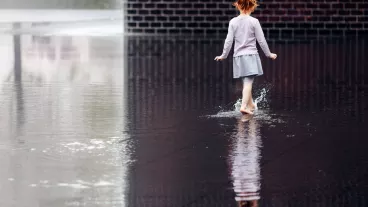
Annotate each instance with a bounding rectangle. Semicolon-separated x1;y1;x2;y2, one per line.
230;115;262;207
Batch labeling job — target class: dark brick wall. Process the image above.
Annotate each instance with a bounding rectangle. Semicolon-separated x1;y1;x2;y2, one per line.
125;0;368;38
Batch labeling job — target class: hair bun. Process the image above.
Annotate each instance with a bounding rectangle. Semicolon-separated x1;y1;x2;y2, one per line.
233;0;259;12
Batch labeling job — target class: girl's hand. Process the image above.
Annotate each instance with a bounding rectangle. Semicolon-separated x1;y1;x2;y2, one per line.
214;56;225;61
270;53;277;60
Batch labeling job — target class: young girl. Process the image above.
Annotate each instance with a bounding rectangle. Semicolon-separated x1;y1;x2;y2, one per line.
215;0;277;115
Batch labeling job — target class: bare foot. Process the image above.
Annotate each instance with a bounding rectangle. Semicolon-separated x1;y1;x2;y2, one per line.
240;107;254;115
248;103;256;111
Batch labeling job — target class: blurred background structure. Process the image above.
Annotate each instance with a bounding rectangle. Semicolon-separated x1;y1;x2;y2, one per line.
0;0;120;9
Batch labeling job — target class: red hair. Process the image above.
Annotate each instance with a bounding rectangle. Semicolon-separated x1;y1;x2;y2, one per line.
233;0;259;12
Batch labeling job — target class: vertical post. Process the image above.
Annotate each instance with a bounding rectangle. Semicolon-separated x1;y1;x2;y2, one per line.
13;22;24;134
13;22;22;83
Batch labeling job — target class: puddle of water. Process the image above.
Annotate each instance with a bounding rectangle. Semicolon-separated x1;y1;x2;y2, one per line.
207;87;278;121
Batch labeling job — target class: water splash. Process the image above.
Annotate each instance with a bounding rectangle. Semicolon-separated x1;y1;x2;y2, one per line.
208;88;270;118
234;88;269;112
254;88;269;109
234;99;242;112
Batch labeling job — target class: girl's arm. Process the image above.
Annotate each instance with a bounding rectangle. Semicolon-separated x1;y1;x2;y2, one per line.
254;19;272;58
219;21;235;59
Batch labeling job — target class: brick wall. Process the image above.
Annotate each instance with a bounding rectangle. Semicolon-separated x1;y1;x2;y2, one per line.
125;0;368;38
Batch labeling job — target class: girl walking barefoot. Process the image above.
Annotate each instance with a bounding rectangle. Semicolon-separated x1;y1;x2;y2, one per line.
215;0;277;115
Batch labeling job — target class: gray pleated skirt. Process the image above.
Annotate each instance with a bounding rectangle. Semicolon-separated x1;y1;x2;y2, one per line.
233;54;263;79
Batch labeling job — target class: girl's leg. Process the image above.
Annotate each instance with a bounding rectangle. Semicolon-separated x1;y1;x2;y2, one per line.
247;76;256;111
247;91;256;111
240;76;254;114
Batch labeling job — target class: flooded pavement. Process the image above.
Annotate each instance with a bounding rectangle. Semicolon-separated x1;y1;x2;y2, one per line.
127;37;368;206
0;34;128;207
0;34;368;207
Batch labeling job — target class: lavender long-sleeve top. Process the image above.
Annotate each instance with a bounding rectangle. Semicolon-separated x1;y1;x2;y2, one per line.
220;15;271;59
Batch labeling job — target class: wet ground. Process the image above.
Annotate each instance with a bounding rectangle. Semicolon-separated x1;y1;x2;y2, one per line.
0;33;368;207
